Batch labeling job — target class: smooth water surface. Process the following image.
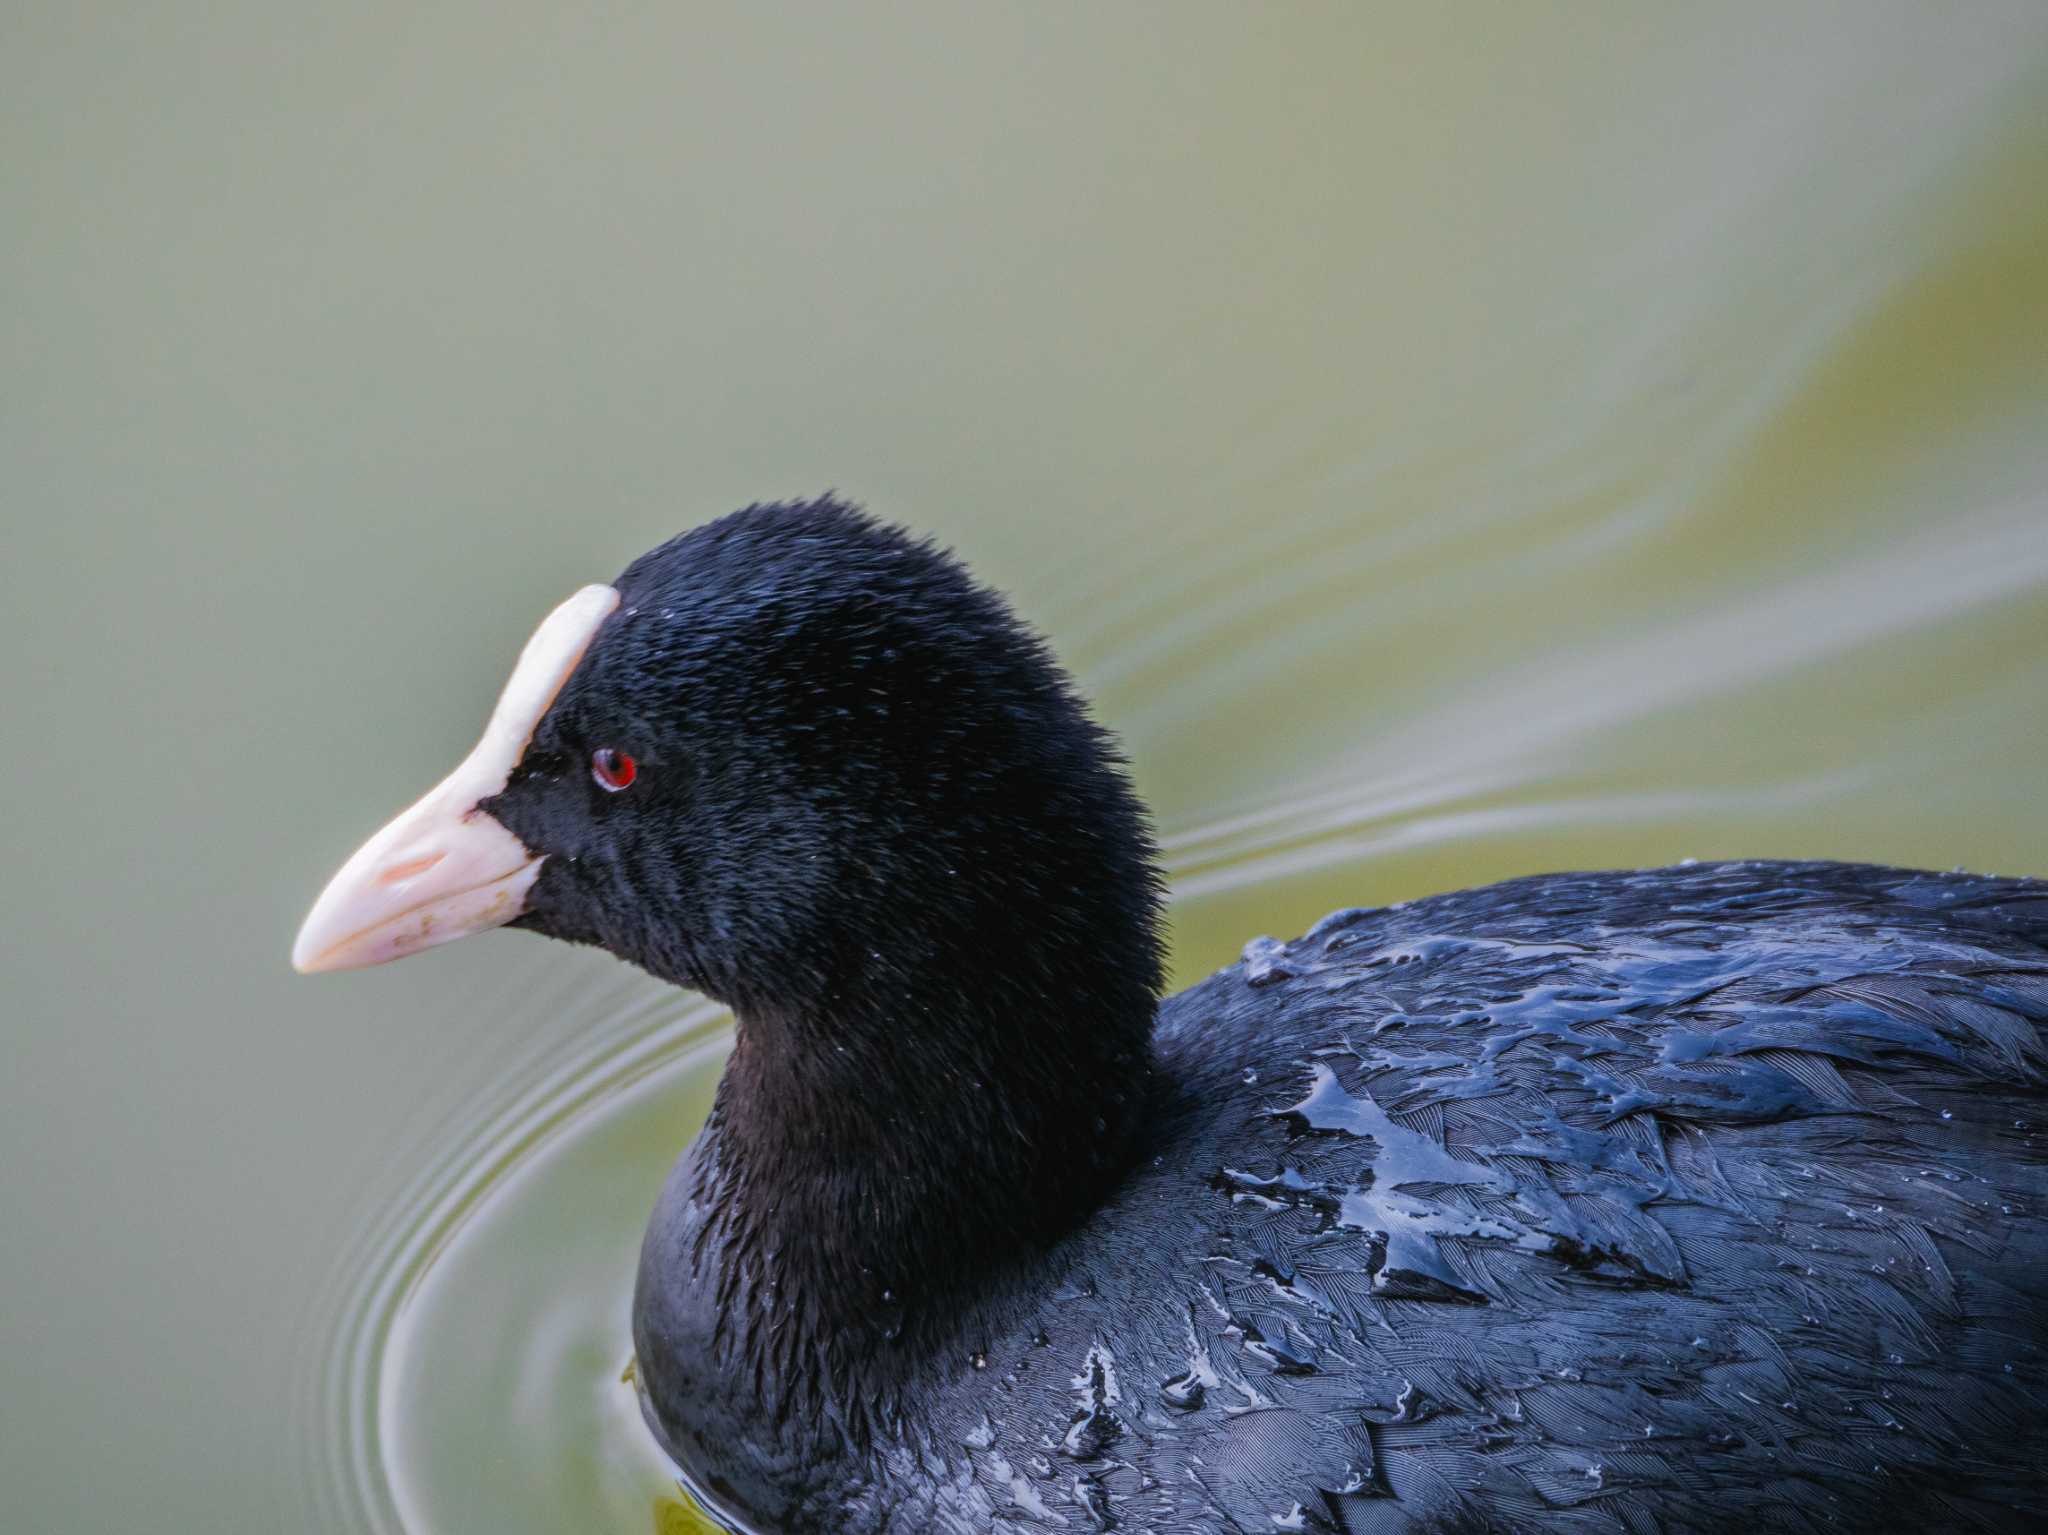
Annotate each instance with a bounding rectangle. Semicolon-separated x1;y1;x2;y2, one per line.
5;5;2047;1532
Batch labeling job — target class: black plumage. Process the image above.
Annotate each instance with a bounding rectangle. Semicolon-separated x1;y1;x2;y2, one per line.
475;500;2047;1531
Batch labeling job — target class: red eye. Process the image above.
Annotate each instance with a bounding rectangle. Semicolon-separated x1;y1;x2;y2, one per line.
591;747;637;792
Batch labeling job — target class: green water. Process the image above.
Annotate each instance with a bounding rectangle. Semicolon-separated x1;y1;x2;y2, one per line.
5;5;2047;1532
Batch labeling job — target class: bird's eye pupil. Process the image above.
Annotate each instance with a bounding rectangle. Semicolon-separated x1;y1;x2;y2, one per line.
591;747;637;792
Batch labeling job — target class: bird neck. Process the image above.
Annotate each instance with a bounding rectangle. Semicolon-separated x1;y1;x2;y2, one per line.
698;968;1158;1361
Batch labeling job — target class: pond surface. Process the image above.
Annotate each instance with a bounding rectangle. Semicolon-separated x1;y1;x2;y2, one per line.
5;6;2047;1533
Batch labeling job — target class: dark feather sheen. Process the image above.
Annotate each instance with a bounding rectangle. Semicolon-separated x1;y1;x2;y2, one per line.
481;501;2046;1532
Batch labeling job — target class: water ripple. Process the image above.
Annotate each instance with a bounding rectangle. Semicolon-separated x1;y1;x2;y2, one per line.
285;979;730;1535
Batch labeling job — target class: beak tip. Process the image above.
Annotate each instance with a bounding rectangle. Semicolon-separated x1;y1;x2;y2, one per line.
289;919;342;975
287;850;543;979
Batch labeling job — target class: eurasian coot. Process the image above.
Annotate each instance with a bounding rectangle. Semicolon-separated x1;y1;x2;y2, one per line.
295;498;2048;1532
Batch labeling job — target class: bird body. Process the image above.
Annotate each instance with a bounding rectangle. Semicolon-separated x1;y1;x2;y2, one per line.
293;500;2048;1532
638;859;2048;1534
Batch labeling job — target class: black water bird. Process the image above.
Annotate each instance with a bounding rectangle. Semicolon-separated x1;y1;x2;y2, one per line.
294;498;2048;1532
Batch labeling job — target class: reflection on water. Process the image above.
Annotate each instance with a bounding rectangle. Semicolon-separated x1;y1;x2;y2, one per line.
6;5;2048;1534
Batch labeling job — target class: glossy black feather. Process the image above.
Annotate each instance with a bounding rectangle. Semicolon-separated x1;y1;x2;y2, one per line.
478;500;2047;1531
641;860;2048;1533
